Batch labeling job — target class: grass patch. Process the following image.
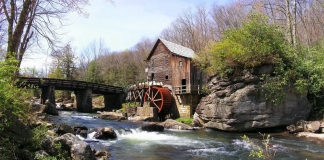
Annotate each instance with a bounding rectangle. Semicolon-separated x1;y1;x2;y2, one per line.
175;117;193;125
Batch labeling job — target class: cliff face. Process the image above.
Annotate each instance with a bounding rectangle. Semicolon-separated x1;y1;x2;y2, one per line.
194;65;311;132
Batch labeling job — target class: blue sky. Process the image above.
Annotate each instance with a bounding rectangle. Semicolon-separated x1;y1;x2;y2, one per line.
64;0;234;52
21;0;234;69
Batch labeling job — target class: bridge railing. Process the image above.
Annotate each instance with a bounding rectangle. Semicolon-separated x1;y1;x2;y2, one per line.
17;77;124;94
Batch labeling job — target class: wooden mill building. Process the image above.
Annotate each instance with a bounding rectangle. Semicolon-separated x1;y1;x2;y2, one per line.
145;38;205;118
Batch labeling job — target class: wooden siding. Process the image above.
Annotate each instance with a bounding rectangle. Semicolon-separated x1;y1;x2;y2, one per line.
147;40;204;94
147;42;172;85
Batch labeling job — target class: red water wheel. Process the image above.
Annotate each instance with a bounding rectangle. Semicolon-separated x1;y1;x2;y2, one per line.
144;86;172;116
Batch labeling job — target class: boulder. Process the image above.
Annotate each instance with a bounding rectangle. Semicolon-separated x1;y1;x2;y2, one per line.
98;111;126;121
287;120;321;133
0;113;33;145
30;102;47;114
141;123;164;132
297;132;324;140
74;126;88;139
94;150;109;160
63;99;74;104
287;124;304;133
93;128;117;140
61;103;74;111
57;123;75;135
34;150;50;159
305;121;321;132
41;133;95;160
129;116;151;121
194;67;311;132
45;100;59;115
160;119;193;130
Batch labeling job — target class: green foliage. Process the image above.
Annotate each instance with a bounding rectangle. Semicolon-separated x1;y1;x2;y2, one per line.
200;84;211;95
242;133;276;160
31;124;53;150
194;13;309;105
123;102;137;107
0;59;29;125
295;40;324;119
48;67;64;79
195;14;289;77
0;58;35;159
85;60;104;83
35;142;71;160
175;117;193;125
49;44;77;80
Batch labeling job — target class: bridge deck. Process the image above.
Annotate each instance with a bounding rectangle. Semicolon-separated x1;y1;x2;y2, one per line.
17;77;124;94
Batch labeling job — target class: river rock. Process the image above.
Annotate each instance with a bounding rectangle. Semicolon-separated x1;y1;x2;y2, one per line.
63;99;74;104
160;119;193;130
1;113;33;145
74;126;88;139
34;150;50;159
194;67;311;132
41;133;95;159
98;111;126;121
45;100;59;115
297;132;324;140
287;120;321;133
57;123;75;135
93;127;117;140
129;116;151;121
94;150;109;160
61;103;74;111
141;123;164;132
27;101;47;113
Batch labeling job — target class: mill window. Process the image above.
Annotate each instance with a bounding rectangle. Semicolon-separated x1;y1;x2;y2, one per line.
151;59;154;68
165;56;168;64
179;61;182;67
165;71;169;80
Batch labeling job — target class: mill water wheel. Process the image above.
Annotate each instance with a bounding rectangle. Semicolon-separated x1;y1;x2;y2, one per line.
144;86;172;117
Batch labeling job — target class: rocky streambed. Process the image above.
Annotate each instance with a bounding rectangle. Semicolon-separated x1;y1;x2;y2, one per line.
37;110;324;160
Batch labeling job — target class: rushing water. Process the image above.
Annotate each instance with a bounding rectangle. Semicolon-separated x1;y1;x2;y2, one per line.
47;111;324;160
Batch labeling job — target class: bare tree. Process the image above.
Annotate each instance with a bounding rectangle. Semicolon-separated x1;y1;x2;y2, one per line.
0;0;112;69
210;1;248;41
250;0;324;46
78;38;109;82
161;2;249;52
161;5;213;52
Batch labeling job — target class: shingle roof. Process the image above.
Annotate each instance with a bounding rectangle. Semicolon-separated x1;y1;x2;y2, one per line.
159;38;196;58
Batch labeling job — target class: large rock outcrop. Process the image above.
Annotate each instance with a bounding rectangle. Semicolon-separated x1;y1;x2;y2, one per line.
194;66;311;132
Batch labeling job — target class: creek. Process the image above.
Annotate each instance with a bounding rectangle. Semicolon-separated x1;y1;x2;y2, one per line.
47;111;324;160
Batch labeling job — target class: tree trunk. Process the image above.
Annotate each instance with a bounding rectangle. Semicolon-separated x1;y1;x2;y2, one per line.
6;0;32;61
292;0;297;47
285;0;293;44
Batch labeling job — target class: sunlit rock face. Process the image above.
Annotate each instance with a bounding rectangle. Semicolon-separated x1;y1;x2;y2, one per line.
194;65;311;132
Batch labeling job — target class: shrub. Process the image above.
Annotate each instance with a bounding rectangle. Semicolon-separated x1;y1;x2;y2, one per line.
195;14;290;77
0;59;33;158
242;133;277;160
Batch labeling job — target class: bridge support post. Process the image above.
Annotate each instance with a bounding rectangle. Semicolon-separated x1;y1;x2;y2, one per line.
103;93;124;111
41;86;56;104
76;89;93;113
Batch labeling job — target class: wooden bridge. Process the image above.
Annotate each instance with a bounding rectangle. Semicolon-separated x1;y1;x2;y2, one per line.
17;77;125;112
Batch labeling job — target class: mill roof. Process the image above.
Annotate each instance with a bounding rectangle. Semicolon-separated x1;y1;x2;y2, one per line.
147;38;196;60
